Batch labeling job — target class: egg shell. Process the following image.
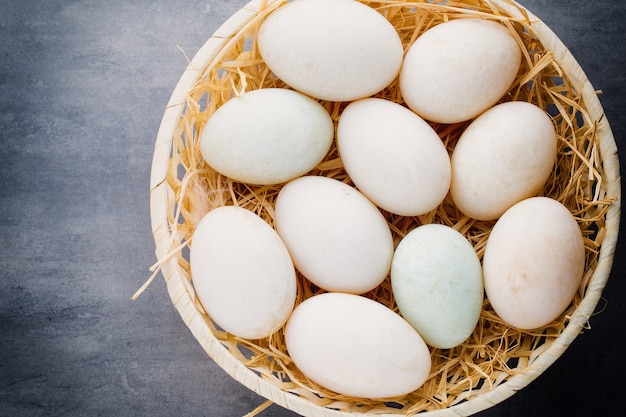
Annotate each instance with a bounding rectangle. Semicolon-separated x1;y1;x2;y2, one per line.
189;206;297;339
400;18;521;124
275;176;394;294
199;88;333;185
257;0;403;101
450;101;557;221
391;224;483;349
285;292;431;398
337;98;451;216
483;197;586;330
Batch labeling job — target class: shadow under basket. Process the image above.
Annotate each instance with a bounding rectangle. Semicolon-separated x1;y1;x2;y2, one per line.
148;0;621;415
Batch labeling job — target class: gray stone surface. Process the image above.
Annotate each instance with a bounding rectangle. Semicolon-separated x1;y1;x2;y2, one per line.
0;0;624;416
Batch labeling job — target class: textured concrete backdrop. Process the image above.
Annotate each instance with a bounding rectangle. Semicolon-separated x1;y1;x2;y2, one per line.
1;0;624;416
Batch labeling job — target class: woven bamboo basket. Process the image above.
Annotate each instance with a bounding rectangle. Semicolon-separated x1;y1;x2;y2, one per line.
146;0;621;415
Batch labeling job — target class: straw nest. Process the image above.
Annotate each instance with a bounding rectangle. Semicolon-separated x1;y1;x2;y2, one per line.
144;0;621;415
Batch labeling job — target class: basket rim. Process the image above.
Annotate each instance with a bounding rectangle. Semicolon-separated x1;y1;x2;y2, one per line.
148;0;621;416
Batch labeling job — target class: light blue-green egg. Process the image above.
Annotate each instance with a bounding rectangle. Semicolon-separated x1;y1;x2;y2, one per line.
391;224;483;349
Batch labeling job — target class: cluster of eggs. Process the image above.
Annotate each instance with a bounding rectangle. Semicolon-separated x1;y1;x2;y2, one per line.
189;0;586;399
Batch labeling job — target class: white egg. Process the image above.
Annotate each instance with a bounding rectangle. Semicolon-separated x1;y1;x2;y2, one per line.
450;101;557;220
483;197;586;330
190;206;297;339
400;18;521;123
258;0;403;101
337;98;451;216
199;88;333;185
275;176;394;294
391;224;483;349
285;292;431;398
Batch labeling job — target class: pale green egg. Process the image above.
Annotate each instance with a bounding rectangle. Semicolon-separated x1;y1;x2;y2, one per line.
200;88;333;186
391;224;483;349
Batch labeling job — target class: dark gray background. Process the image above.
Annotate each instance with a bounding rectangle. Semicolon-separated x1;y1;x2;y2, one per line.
1;0;624;416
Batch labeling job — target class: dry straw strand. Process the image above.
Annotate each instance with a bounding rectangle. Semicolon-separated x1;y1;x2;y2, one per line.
148;0;620;416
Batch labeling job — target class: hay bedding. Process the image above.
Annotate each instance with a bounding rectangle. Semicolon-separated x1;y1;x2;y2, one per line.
140;0;619;415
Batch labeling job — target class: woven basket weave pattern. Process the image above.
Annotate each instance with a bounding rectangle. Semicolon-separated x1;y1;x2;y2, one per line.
149;0;621;415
